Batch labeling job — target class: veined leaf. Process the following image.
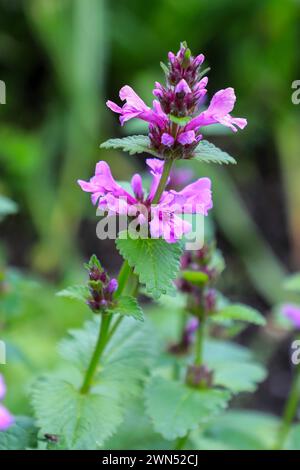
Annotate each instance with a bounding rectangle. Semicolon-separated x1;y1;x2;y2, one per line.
100;135;159;157
145;376;230;440
193;140;236;165
213;304;266;326
116;232;183;298
56;285;89;303
111;295;144;322
0;417;38;450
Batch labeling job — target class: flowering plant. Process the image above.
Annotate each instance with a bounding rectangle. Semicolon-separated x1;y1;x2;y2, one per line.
3;43;287;452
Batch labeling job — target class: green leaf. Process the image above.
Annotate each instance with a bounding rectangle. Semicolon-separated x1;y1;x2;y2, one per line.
197;411;280;450
116;232;183;298
213;362;267;393
204;339;267;394
34;317;156;449
100;135;159;157
213;304;266;326
169;115;192;126
0;417;38;450
285;424;300;450
111;295;144;322
145;376;230;440
192;140;236;165
284;273;300;293
59;317;155;397
32;377;123;450
56;285;89;303
0;195;18;221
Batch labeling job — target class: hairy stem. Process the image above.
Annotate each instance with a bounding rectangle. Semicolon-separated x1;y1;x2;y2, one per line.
274;364;300;449
152;159;174;205
80;158;173;394
80;314;111;394
195;316;206;366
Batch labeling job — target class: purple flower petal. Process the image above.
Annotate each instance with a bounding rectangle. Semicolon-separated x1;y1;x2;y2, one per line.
282;304;300;329
0;404;14;431
161;133;175;147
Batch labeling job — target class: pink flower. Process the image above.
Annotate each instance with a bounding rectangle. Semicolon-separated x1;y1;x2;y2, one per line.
282;304;300;329
0;374;14;432
78;159;212;243
107;86;167;128
186;87;247;133
0;404;14;431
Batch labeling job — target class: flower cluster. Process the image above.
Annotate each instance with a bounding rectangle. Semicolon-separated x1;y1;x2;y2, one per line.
85;255;118;313
0;374;14;431
177;244;221;318
107;42;247;159
78;159;212;243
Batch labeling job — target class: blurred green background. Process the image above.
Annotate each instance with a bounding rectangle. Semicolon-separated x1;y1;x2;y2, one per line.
0;0;300;417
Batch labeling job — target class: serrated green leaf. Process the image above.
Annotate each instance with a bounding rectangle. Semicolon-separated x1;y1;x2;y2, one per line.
32;378;123;450
213;362;267;393
198;411;280;450
0;417;38;450
111;295;144;322
100;135;159;157
56;285;89;303
169;115;192;126
204;339;267;394
59;317;155;397
116;232;183;298
145;376;230;440
192;140;236;165
213;304;266;326
284;273;300;293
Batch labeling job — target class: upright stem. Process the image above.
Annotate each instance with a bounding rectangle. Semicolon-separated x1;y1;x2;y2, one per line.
80;158;173;394
80;314;111;394
195;316;206;366
152;159;174;205
274;364;300;449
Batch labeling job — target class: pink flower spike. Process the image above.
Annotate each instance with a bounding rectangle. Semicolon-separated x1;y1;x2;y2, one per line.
0;404;14;431
0;374;6;401
177;130;196;145
161;133;175;147
282;304;300;329
175;79;191;95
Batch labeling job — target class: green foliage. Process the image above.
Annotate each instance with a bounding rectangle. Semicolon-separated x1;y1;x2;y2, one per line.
100;136;159;157
32;317;155;448
116;232;183;298
32;377;123;450
204;339;267;394
0;417;38;450
109;295;144;322
169;115;191;126
181;270;209;286
145;376;230;440
213;304;266;326
284;273;300;293
194;411;280;450
56;285;89;303
192;140;236;165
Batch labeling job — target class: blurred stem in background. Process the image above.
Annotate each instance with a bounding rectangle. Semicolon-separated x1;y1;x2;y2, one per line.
26;0;107;275
275;363;300;449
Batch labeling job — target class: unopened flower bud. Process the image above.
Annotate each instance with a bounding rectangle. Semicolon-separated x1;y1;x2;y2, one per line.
186;364;214;389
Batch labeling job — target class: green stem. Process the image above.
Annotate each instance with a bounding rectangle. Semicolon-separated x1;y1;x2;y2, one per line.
195;316;206;366
274;364;300;449
115;260;131;299
152;159;174;205
80;314;111;394
80;158;173;394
